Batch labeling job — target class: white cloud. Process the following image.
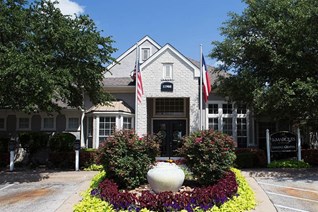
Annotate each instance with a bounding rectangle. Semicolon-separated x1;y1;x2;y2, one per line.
213;60;225;67
54;0;84;17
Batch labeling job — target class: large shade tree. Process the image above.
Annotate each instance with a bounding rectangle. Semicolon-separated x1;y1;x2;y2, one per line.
0;0;116;113
211;0;318;130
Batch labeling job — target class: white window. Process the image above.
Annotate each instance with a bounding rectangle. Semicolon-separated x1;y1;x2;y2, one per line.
68;117;79;131
154;98;185;116
208;118;218;131
141;47;150;61
207;102;249;148
223;117;233;136
99;117;116;141
43;117;55;130
237;118;247;147
0;118;5;130
123;117;132;129
163;63;173;79
18;117;30;130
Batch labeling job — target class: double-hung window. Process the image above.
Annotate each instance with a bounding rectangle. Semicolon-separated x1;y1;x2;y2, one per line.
163;63;173;80
207;102;249;148
123;117;132;130
99;117;116;141
43;117;55;130
18;117;30;130
141;48;150;61
68;117;79;131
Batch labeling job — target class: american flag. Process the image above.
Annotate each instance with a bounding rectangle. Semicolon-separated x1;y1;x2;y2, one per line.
136;61;143;103
202;54;211;102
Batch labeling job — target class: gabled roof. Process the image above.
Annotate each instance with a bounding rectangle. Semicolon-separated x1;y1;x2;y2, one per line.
106;35;161;71
86;100;134;114
140;43;200;77
187;58;228;84
103;77;134;87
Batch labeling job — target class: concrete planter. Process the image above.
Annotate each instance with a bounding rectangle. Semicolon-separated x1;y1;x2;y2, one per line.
147;162;185;193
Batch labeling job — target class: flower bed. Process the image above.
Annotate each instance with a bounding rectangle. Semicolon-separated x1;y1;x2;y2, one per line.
74;168;256;212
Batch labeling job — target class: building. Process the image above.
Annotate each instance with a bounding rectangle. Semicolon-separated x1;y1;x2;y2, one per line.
0;36;291;156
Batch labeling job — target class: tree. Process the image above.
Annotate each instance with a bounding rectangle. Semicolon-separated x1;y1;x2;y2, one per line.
211;0;318;127
0;0;116;113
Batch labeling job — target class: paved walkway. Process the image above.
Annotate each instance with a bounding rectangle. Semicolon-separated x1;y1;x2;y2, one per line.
0;169;97;212
244;168;318;212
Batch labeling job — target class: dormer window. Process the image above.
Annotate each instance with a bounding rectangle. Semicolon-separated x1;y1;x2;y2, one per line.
163;63;173;80
141;47;150;61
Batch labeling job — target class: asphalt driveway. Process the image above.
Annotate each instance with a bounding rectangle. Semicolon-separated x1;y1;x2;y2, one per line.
247;168;318;212
0;170;97;212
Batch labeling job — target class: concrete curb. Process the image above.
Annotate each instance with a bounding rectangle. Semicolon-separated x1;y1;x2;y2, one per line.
241;171;277;212
56;171;97;212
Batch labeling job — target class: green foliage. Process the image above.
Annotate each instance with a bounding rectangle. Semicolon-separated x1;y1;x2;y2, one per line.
84;164;103;171
178;129;236;185
73;170;114;212
235;152;255;168
0;0;116;113
268;159;311;168
96;130;160;189
211;0;318;125
19;132;50;153
89;170;107;189
209;168;256;212
235;148;267;168
48;132;76;152
302;149;318;165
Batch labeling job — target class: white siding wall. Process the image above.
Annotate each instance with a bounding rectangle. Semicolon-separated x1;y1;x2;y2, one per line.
137;49;200;135
106;40;160;78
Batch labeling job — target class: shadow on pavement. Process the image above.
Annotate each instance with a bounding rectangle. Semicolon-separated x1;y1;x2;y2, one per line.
245;167;318;182
0;168;74;184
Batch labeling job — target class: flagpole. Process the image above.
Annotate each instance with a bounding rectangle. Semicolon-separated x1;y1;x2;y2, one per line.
135;43;139;134
200;45;203;131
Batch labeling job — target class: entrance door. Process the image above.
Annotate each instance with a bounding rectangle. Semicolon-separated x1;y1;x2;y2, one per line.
153;120;186;157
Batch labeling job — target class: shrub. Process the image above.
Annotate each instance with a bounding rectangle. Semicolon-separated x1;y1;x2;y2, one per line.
48;133;76;152
235;152;255;168
19;132;50;153
48;152;74;168
235;148;267;168
302;149;318;165
80;149;98;168
177;129;236;185
0;137;10;153
96;130;160;189
268;159;310;168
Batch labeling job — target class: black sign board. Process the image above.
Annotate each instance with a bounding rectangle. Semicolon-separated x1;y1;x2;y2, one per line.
270;131;297;152
161;82;173;92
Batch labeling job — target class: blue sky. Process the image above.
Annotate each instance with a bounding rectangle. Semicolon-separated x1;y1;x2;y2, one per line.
55;0;246;65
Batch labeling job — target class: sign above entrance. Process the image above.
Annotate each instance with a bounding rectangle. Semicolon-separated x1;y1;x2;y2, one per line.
270;131;297;152
161;82;173;92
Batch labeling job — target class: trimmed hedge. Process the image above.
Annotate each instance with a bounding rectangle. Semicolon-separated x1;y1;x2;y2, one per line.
235;148;267;168
302;149;318;165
